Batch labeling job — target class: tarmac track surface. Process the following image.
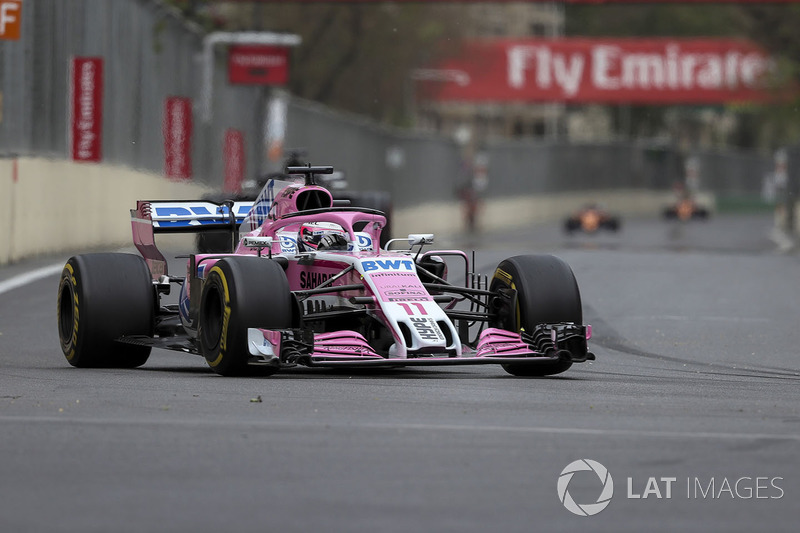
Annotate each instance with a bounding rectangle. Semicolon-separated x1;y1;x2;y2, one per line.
1;213;799;533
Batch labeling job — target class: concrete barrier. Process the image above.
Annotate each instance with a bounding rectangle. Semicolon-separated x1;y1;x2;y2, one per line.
1;157;716;265
0;158;210;265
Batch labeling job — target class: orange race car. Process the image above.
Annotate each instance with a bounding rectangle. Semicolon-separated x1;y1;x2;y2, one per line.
564;204;621;234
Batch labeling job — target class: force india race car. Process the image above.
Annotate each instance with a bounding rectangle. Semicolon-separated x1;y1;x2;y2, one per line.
57;165;594;377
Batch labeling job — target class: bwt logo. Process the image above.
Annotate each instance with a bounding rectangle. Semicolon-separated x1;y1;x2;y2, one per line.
557;459;614;517
361;259;414;272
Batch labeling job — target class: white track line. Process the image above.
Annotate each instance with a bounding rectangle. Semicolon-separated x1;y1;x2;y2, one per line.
0;263;64;296
1;416;798;442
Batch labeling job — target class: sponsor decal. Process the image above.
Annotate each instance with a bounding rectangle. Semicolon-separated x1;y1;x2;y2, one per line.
384;287;430;303
279;234;297;253
354;233;373;250
368;272;417;278
228;45;289;86
386;288;428;297
427;38;774;104
410;317;444;342
163;96;192;179
240;179;281;232
493;268;513;285
0;1;22;41
223;128;244;192
151;203;250;227
362;259;415;272
300;271;333;290
71;57;103;162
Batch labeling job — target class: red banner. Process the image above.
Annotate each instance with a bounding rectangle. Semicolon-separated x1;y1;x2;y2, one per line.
424;39;773;104
223;129;245;193
70;57;103;163
163;97;193;180
228;45;289;86
0;1;22;41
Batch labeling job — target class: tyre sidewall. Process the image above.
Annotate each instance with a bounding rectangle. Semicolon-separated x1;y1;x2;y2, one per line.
199;257;292;376
490;254;582;376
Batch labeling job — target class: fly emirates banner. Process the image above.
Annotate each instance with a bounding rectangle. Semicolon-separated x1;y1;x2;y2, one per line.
427;39;775;104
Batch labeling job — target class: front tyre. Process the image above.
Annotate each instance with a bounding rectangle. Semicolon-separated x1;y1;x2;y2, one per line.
199;257;292;376
57;254;155;368
490;254;582;377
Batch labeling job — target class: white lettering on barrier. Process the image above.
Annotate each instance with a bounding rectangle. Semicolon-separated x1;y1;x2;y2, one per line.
508;43;771;97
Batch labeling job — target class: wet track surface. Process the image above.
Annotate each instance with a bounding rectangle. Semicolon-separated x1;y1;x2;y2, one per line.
2;213;799;532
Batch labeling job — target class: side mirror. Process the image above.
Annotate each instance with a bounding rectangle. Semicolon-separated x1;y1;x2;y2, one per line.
408;234;434;246
242;236;273;257
242;236;274;249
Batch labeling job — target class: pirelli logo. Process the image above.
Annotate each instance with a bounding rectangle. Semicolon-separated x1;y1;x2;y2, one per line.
494;268;513;285
0;1;21;41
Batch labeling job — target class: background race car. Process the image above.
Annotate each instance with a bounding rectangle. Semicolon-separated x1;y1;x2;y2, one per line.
662;197;710;221
564;204;621;234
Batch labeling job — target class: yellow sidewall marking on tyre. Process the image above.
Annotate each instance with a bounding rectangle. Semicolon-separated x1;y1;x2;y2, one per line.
493;268;521;332
63;263;79;361
207;266;231;368
493;268;512;285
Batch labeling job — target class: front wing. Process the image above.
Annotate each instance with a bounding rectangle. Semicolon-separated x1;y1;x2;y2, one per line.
246;324;594;369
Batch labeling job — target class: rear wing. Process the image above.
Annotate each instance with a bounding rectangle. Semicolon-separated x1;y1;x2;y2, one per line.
131;200;253;280
133;200;253;233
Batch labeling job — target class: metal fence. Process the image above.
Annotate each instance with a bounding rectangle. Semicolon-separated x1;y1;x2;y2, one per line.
1;0;771;210
0;0;265;184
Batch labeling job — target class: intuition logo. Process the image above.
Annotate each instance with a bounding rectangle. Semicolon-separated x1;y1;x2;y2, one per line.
557;459;614;517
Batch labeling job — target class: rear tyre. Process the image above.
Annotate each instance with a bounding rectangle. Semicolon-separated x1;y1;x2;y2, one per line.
604;218;620;232
198;257;292;376
57;254;154;368
489;254;582;377
564;218;579;233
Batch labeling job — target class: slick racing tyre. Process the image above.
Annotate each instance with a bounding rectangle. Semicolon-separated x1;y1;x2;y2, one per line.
198;257;292;376
57;254;155;368
490;254;582;377
603;218;621;232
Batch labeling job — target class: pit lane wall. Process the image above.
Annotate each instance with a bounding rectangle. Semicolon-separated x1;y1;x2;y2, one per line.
0;158;209;266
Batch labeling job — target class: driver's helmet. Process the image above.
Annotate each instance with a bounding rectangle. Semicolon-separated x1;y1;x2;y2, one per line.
298;222;349;252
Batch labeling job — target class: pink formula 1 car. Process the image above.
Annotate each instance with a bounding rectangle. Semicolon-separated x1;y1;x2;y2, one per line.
57;165;594;377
